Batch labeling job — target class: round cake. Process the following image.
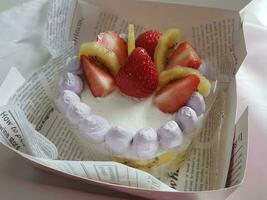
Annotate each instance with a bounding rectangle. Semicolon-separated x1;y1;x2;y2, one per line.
55;25;213;175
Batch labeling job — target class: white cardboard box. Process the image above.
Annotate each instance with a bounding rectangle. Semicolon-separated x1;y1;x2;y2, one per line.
0;0;249;199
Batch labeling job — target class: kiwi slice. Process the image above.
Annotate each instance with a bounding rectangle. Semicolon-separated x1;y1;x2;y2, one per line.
79;42;121;75
154;28;180;73
159;66;211;96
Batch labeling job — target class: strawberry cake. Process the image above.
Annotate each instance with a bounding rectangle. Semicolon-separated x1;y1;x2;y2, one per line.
55;25;211;174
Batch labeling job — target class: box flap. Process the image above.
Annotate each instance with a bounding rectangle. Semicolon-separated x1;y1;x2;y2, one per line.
226;107;248;187
142;0;253;12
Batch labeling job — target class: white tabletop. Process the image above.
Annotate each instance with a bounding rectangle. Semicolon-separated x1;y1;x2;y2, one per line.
1;0;267;199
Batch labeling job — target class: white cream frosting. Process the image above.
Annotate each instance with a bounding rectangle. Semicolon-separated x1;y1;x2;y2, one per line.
81;85;173;132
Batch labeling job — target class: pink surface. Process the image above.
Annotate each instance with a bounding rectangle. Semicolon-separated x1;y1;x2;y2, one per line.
228;22;267;200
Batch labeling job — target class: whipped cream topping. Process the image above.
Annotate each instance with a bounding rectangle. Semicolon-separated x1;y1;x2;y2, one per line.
65;56;82;75
175;106;198;134
158;120;183;150
66;102;91;124
133;128;159;159
187;92;205;116
58;72;83;95
55;90;80;113
105;126;134;155
78;115;110;143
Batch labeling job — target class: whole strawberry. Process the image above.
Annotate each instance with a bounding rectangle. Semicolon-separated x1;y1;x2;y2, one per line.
116;47;159;98
135;30;161;59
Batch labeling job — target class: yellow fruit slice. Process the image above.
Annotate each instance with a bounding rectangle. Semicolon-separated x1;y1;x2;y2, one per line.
112;142;192;173
154;28;180;73
159;66;211;96
79;42;120;75
127;24;135;55
113;151;178;173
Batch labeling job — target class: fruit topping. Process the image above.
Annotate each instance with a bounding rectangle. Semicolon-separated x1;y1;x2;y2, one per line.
116;47;159;98
97;31;127;66
154;28;180;72
135;30;161;59
153;75;200;114
80;55;116;97
174;106;198;134
79;42;120;75
127;24;135;55
167;42;202;69
159;66;211;96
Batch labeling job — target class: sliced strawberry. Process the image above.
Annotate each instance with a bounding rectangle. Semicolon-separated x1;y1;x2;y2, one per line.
116;47;158;98
97;31;127;66
167;42;202;69
153;75;200;114
80;55;116;97
135;30;161;59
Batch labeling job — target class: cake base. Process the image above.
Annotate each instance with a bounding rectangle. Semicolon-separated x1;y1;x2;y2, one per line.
113;141;193;175
73;114;205;177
